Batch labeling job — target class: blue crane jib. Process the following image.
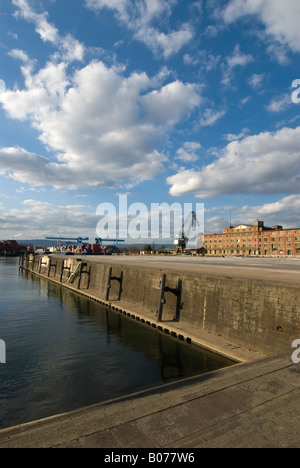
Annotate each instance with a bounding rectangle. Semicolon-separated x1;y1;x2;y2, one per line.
45;236;89;246
95;238;125;246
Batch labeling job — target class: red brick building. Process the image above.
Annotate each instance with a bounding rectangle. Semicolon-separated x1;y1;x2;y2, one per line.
0;240;27;256
204;221;300;257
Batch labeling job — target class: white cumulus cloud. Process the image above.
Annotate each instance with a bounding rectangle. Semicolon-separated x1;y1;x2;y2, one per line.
167;126;300;198
85;0;194;58
0;199;98;239
0;60;202;190
205;195;300;234
222;0;300;54
141;80;202;125
12;0;84;63
200;108;226;127
221;44;254;86
175;142;201;163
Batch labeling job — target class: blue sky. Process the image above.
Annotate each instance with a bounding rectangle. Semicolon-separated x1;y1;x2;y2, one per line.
0;0;299;241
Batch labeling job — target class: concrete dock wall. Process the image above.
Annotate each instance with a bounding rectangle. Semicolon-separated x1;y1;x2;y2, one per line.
21;255;300;355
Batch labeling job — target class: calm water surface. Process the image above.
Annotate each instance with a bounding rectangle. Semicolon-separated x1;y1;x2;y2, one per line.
0;257;234;430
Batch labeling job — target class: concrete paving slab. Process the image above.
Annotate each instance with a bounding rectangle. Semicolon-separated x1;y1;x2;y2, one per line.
111;422;159;449
159;404;208;436
62;430;123;449
136;413;185;447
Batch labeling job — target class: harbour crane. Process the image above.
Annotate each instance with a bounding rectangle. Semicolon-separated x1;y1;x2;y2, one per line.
95;238;125;247
45;236;89;247
174;211;200;253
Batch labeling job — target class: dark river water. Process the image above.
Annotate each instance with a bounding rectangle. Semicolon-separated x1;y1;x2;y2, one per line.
0;257;234;430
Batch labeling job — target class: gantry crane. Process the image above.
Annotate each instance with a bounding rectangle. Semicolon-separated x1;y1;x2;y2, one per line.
45;236;89;247
95;238;125;247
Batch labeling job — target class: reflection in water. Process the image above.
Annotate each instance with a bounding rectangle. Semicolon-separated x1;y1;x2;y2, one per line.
0;259;234;430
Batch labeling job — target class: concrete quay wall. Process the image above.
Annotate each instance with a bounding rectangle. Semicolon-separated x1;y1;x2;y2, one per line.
22;255;300;356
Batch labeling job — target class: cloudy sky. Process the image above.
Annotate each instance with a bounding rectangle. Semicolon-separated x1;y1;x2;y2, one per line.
0;0;299;241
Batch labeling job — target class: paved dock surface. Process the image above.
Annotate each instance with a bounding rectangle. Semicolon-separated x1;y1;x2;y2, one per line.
65;255;300;287
1;356;299;448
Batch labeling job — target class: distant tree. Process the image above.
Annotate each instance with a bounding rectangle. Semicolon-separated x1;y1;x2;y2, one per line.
198;247;207;256
144;244;153;252
128;245;140;254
